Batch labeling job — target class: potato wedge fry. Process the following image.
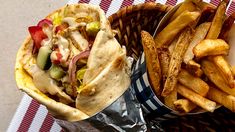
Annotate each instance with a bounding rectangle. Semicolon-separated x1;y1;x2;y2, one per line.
185;60;203;77
154;11;200;48
208;56;235;88
193;39;229;58
164;88;177;109
178;69;209;96
177;84;216;112
169;1;197;22
158;48;170;83
161;28;193;97
207;86;235;112
168;37;177;55
219;12;235;41
141;31;162;95
184;22;211;63
206;1;227;39
201;59;235;96
174;99;197;113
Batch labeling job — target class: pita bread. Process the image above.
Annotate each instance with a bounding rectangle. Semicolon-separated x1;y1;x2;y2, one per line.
15;4;130;121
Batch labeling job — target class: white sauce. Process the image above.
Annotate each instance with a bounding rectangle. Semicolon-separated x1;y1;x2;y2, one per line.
50;36;70;63
41;39;52;47
41;27;53;47
50;51;58;61
43;26;53;39
30;65;59;95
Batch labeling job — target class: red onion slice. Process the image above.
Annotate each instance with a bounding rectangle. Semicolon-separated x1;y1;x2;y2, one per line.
68;50;90;83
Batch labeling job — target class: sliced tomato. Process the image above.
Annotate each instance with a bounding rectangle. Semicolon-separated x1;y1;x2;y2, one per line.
28;26;48;49
52;52;63;64
56;52;62;60
37;19;52;27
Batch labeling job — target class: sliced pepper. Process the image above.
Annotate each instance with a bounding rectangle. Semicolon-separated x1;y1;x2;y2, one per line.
86;21;100;36
52;12;63;25
76;67;86;83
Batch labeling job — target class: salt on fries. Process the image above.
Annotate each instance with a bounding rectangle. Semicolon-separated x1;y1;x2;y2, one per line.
140;0;235;113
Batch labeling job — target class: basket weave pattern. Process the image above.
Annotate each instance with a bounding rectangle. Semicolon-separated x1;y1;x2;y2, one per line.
108;3;171;61
108;2;235;131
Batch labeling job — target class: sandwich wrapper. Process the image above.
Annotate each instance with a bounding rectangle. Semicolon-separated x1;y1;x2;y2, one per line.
55;87;147;131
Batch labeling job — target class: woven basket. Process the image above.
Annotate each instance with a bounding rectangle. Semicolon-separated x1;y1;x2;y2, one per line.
108;2;235;132
108;2;171;62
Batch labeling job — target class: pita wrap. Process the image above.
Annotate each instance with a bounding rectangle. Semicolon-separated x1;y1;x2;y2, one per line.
15;4;130;121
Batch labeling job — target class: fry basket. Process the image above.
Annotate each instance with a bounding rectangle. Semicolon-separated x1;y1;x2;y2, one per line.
108;2;235;131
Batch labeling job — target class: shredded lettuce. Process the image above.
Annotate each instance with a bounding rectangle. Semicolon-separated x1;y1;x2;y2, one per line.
76;66;87;93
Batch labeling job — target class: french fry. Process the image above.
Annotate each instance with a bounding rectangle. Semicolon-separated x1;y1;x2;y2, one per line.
174;99;197;113
141;31;162;95
201;59;235;96
207;86;235;112
233;66;235;77
185;60;203;77
164;88;177;109
169;1;197;22
208;56;235;88
219;12;235;41
178;69;209;96
184;22;211;63
206;1;227;39
204;1;232;90
177;84;216;112
193;39;229;58
154;11;200;48
158;48;170;83
161;28;193;97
